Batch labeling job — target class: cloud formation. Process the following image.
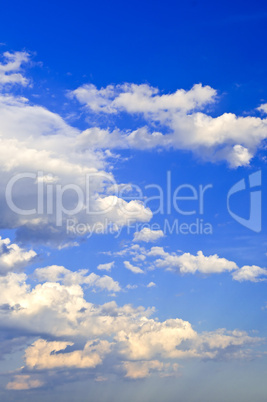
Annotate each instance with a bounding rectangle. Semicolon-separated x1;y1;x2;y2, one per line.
124;261;145;274
25;338;111;370
0;236;36;275
232;265;267;282
0;51;30;87
97;261;115;271
71;82;267;167
0;50;265;393
34;265;121;292
133;228;164;243
111;244;267;282
0;56;152;246
0;266;261;389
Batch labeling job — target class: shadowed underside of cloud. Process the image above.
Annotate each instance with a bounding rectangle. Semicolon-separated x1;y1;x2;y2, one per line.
0;266;262;390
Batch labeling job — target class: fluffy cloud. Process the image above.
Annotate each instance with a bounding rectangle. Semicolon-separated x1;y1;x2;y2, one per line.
112;244;267;282
0;236;36;275
34;265;121;292
0;51;30;87
0;269;262;389
71;83;216;114
0;51;265;391
124;261;144;274
71;82;267;167
116;318;259;361
25;338;111;370
257;103;267;114
232;265;267;282
0;60;152;246
0;271;153;338
133;228;164;243
152;249;238;274
147;281;156;288
117;246;238;275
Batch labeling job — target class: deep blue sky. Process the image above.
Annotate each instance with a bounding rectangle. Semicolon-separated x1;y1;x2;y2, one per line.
2;0;267;103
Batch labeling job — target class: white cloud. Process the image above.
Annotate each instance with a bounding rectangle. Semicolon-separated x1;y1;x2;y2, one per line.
34;265;121;292
71;82;267;166
0;51;30;87
25;338;111;370
257;103;267;114
0;87;152;246
147;246;167;257
232;265;267;282
133;228;164;243
145;248;238;275
116;318;259;361
154;250;238;274
97;261;115;271
147;282;156;288
0;270;262;387
0;51;265;391
124;261;144;274
108;245;267;282
0;237;36;275
71;83;216;114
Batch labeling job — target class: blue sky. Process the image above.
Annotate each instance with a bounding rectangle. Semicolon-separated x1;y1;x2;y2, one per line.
0;0;266;400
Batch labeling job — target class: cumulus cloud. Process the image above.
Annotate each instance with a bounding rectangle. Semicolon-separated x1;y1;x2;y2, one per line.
124;261;144;274
257;103;267;114
0;51;265;391
0;271;154;338
232;265;267;282
0;51;30;87
152;250;238;274
70;83;216;114
0;269;262;389
0;236;36;275
25;338;111;370
116;318;260;361
107;244;267;282
0;78;152;246
34;265;121;292
133;228;164;243
119;246;238;275
148;247;267;282
71;82;267;167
